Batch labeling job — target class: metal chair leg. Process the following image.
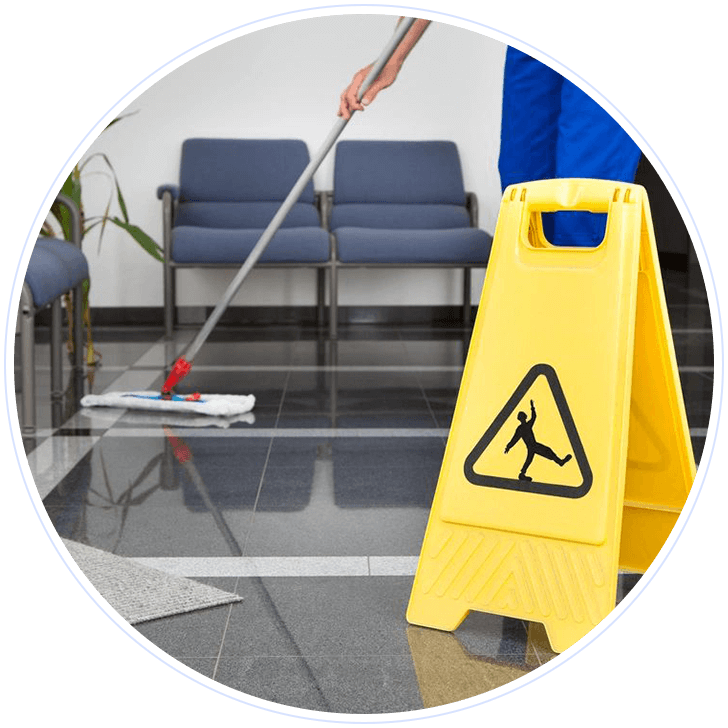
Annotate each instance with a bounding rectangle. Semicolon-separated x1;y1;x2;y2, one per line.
50;297;63;399
162;190;175;338
74;283;84;371
463;267;472;327
19;285;36;436
329;262;338;340
164;262;175;338
317;268;326;329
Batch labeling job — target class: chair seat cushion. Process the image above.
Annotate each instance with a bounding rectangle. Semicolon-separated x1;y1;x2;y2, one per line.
171;226;330;264
36;239;89;283
334;227;492;265
26;239;89;308
330;203;470;230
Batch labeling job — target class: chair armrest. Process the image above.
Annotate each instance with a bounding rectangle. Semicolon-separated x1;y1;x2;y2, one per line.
318;191;333;231
159;188;177;260
53;193;82;247
465;192;479;228
157;184;180;200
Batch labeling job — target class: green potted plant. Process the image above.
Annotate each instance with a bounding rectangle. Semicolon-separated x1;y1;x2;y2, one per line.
42;113;164;368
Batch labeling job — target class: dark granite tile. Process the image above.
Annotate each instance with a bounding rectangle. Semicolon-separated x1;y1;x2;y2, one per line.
666;303;712;330
174;657;217;680
679;372;713;429
671;330;713;368
692;436;706;464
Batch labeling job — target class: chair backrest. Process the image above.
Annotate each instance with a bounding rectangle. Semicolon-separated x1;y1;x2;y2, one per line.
333;141;467;205
175;138;321;229
179;138;316;203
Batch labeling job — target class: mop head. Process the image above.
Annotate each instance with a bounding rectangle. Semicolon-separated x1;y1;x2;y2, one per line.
80;391;256;417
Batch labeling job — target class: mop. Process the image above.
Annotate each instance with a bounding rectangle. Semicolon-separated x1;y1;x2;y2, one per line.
82;18;417;418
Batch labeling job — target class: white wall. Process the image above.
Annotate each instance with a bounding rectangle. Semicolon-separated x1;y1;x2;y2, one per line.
77;14;507;310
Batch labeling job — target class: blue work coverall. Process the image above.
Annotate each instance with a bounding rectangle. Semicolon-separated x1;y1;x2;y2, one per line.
499;47;642;246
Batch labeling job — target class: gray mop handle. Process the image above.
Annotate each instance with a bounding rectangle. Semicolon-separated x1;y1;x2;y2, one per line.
182;17;418;362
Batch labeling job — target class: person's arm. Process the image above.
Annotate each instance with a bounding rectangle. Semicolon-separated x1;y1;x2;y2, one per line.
529;400;536;424
337;18;431;120
504;430;521;454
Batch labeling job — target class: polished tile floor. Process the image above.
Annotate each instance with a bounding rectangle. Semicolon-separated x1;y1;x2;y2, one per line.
16;267;713;714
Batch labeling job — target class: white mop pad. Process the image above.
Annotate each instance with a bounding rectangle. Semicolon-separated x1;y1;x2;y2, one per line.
78;407;256;428
80;391;256;417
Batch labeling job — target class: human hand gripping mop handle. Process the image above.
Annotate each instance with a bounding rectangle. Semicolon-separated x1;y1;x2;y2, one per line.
162;17;418;395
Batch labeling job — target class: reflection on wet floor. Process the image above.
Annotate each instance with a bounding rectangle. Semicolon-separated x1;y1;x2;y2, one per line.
18;266;713;713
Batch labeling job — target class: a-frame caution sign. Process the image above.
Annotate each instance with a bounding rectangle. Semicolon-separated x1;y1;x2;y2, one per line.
407;179;697;653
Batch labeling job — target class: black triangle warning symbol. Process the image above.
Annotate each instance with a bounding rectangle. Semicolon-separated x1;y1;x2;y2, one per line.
464;364;593;499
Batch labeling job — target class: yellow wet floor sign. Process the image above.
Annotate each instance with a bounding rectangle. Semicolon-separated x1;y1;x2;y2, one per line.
407;179;696;653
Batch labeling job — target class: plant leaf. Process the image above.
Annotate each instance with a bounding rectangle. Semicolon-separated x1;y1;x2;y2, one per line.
109;217;165;262
49;169;83;240
97;153;129;223
103;110;138;132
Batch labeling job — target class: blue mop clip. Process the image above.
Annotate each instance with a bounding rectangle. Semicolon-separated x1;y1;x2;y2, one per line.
122;393;206;403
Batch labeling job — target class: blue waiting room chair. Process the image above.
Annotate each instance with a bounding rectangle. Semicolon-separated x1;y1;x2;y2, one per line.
18;194;87;435
158;138;332;337
326;141;493;337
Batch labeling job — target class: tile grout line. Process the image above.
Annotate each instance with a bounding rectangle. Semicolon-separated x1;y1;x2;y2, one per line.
144;364;470;372
100;426;709;438
102;428;451;439
131;556;397;577
229;328;305;679
127;554;659;579
401;327;444;441
115;362;714;374
211;599;236;682
239;366;294;558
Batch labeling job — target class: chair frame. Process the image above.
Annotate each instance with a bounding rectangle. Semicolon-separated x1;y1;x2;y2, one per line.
18;193;84;435
161;190;333;338
324;191;482;339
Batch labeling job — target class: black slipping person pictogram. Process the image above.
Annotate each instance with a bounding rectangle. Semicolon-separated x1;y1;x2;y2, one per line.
504;400;572;481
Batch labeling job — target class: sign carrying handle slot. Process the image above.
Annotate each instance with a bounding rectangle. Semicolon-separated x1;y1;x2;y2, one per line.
509;179;636;256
